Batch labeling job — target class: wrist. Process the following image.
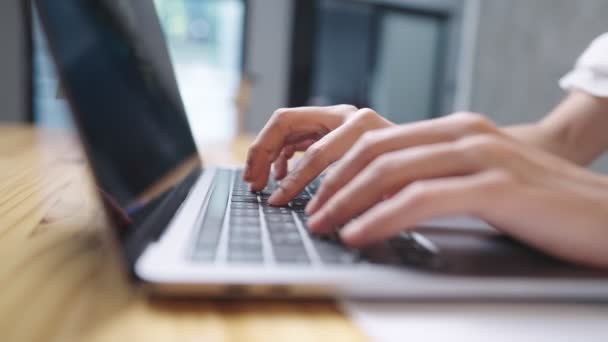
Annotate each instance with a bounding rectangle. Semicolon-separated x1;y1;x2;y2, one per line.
504;122;591;165
503;123;558;151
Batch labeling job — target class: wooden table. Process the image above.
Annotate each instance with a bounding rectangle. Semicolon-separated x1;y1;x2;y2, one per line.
0;126;366;342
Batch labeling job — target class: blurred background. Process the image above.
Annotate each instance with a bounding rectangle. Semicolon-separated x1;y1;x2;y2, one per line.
1;0;607;169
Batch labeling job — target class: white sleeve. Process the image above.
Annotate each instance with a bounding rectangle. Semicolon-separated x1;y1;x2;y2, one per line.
559;33;608;97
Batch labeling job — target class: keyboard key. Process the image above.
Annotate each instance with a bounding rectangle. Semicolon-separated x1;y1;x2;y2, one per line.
295;192;311;200
262;206;291;214
269;231;302;245
229;238;262;248
197;228;222;244
191;169;232;263
229;240;263;252
306;178;321;194
228;252;264;264
231;224;260;234
275;254;310;264
259;189;274;197
233;184;250;190
232;189;255;195
273;245;310;264
265;214;294;223
230;227;261;237
230;208;260;217
266;222;298;232
230;216;261;226
231;226;260;234
230;241;261;252
230;202;258;209
290;199;309;208
231;196;259;203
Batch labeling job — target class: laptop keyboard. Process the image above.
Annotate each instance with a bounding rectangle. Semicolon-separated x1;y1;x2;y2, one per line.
191;169;437;268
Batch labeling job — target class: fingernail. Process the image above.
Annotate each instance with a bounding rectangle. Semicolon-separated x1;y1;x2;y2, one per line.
268;188;284;205
307;213;323;232
339;224;358;244
343;220;371;247
339;230;354;246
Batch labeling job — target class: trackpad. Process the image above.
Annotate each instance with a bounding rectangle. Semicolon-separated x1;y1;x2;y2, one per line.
413;216;608;278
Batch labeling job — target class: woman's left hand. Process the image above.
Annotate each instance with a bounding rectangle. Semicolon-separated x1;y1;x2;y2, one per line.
305;112;608;268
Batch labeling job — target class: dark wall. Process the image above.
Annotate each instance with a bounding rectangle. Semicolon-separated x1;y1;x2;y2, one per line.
0;0;27;122
470;0;608;171
471;0;608;124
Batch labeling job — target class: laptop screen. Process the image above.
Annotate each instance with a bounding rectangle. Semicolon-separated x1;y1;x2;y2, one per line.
33;0;201;227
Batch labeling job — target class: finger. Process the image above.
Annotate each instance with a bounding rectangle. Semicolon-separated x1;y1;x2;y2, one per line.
268;128;353;205
307;142;483;233
340;170;511;247
273;139;317;181
243;106;350;191
307;112;499;214
292;139;318;152
273;145;295;181
268;109;389;205
247;132;320;192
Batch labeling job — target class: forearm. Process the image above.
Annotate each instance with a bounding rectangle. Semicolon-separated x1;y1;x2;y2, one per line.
503;91;608;165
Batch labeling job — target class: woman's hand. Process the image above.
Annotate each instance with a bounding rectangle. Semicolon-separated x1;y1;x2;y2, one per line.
243;105;393;204
305;112;608;268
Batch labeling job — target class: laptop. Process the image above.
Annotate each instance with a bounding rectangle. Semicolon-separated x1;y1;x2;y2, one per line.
32;0;608;299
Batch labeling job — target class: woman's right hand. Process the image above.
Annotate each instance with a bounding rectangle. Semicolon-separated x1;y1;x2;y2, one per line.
243;105;393;205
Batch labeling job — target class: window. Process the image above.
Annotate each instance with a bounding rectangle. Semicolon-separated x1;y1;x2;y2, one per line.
370;10;444;123
154;0;246;142
289;0;465;123
31;5;73;129
31;0;247;144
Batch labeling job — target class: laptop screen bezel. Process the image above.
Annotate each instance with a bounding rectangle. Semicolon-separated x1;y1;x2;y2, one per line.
30;0;205;273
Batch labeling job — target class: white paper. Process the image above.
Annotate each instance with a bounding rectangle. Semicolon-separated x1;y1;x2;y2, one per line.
341;300;608;342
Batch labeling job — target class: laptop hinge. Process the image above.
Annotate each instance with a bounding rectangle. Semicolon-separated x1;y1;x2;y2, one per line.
121;167;202;277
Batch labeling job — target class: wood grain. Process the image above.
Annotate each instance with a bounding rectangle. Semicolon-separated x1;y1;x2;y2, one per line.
0;126;366;342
